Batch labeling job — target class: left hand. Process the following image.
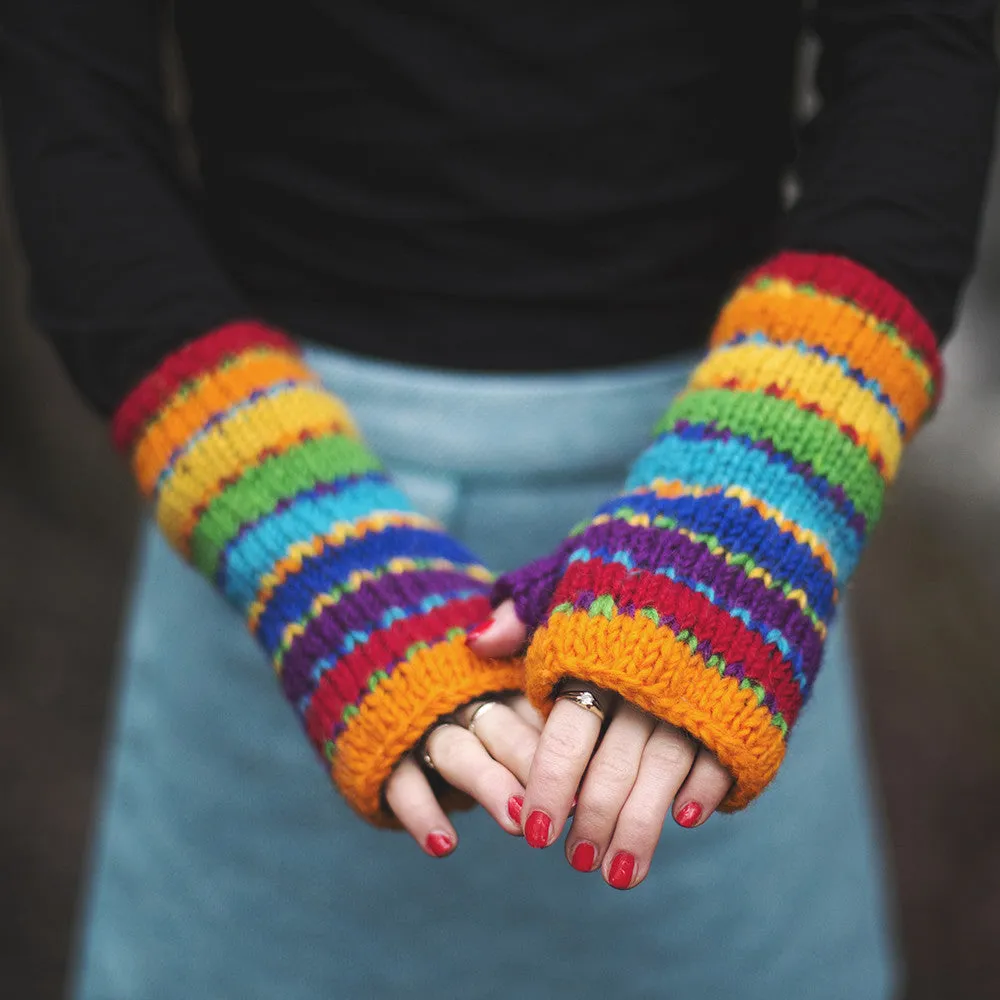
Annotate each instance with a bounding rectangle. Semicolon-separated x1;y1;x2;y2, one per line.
384;692;544;857
469;601;734;890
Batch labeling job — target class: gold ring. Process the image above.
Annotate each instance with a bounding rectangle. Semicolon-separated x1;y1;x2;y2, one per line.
418;719;461;773
466;701;501;738
554;685;606;722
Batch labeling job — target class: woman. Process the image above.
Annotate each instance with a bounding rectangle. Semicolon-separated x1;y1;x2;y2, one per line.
2;1;996;997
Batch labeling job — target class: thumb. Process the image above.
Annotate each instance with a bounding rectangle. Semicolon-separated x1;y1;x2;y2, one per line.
465;600;528;657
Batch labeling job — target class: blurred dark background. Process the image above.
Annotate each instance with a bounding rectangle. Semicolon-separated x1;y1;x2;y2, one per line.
3;65;1000;1000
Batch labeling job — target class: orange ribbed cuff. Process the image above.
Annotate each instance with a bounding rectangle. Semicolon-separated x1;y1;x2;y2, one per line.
333;636;525;825
524;611;786;811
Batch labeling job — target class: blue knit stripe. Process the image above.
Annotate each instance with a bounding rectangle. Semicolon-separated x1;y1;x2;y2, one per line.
593;488;839;616
254;526;479;653
223;477;414;610
627;431;865;578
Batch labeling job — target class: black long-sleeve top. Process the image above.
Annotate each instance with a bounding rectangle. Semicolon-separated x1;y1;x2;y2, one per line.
1;1;997;416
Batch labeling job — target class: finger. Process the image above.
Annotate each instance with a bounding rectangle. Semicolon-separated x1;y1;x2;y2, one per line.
521;685;613;849
603;721;698;890
455;700;542;786
465;600;527;658
507;694;545;732
425;723;525;835
564;702;655;873
384;755;458;858
672;746;734;829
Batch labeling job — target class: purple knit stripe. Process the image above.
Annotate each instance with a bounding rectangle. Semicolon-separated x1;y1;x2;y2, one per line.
280;568;486;703
492;535;579;630
565;542;824;689
573;516;836;621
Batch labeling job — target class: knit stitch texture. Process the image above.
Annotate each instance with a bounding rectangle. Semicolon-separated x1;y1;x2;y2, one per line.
494;252;940;809
112;321;523;824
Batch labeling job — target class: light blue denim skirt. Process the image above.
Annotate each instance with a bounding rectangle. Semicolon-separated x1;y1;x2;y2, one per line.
71;346;897;1000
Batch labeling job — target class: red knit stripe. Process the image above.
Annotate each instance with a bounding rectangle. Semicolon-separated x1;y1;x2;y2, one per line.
303;594;492;747
110;321;299;454
749;251;943;391
550;559;804;725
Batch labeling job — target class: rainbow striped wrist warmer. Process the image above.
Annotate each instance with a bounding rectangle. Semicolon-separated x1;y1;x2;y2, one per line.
494;252;940;809
112;321;523;824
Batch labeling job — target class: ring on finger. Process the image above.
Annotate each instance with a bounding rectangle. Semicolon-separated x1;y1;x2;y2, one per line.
554;683;607;723
465;700;502;738
418;718;462;773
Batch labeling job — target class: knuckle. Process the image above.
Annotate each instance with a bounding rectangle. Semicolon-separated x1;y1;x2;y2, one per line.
576;791;622;831
542;725;589;764
470;766;501;806
588;752;637;789
427;727;466;772
646;736;695;776
623;810;664;847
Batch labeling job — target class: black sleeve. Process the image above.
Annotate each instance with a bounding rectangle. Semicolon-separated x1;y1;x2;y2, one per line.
0;0;249;415
781;0;999;340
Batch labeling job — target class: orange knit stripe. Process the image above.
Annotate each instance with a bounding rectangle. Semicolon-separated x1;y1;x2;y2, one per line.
138;348;316;460
524;610;786;811
331;637;525;824
711;284;933;437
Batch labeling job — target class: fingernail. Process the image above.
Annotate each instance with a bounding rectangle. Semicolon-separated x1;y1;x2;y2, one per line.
464;620;494;644
675;802;703;828
570;842;595;872
425;833;454;857
525;810;551;848
608;851;635;890
507;795;524;824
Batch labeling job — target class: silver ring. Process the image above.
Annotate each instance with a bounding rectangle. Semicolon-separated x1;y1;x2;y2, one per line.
554;685;606;723
418;719;461;773
466;700;501;738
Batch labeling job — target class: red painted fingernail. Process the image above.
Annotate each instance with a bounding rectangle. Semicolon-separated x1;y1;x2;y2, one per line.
464;620;493;644
570;842;595;872
507;795;524;824
608;851;635;890
425;833;454;857
525;810;551;848
675;802;703;828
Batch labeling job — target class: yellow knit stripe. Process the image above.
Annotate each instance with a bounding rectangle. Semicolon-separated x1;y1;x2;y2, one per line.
247;511;442;631
142;383;357;497
691;341;903;476
710;280;934;437
132;347;318;489
151;416;352;551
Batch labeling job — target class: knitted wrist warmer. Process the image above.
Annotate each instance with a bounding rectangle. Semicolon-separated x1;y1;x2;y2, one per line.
494;252;940;810
111;321;523;825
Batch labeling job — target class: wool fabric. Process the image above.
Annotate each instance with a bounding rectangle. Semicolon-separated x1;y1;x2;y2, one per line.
494;252;940;808
112;321;523;824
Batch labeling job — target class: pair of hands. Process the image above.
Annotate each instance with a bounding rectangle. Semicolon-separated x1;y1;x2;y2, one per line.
385;601;734;891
